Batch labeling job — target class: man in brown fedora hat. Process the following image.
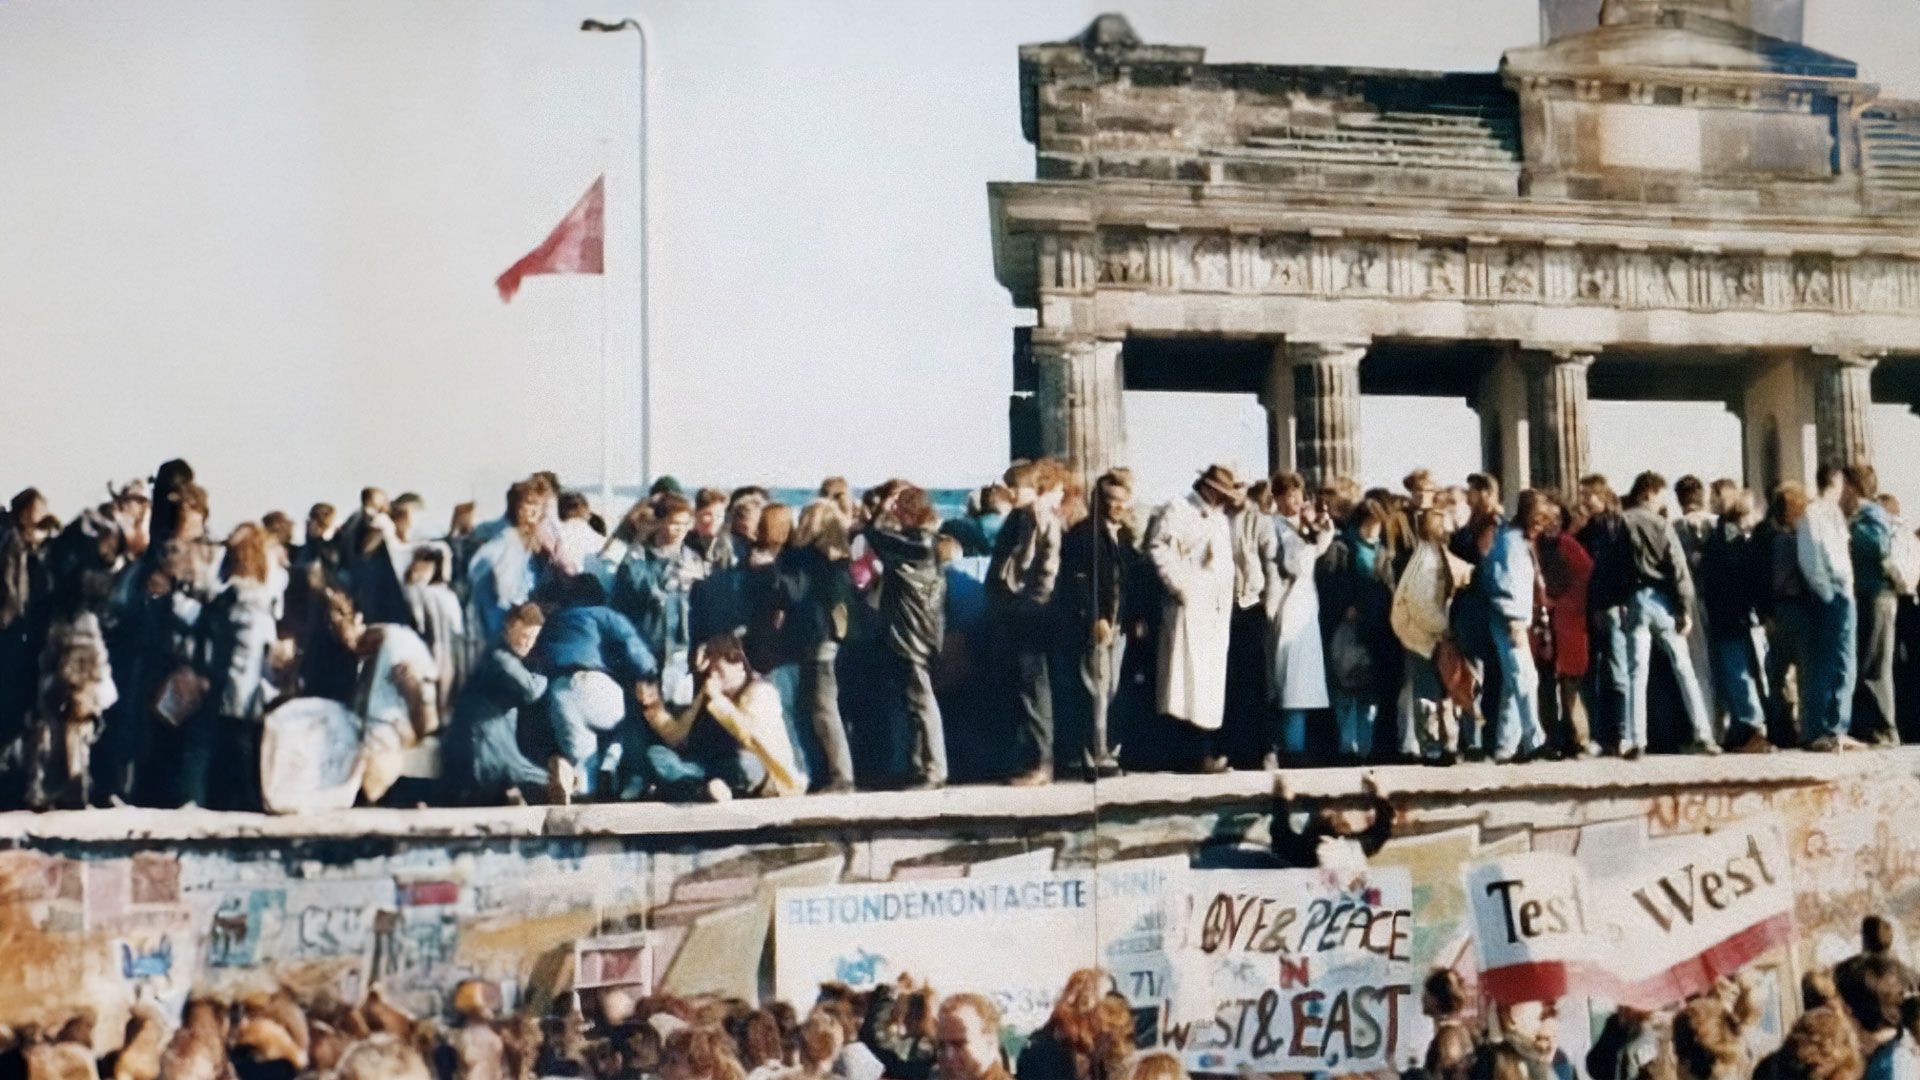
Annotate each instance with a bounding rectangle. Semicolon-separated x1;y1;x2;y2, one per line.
1144;464;1244;771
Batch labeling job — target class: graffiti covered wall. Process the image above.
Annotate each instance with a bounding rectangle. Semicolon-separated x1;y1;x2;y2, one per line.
4;756;1918;1056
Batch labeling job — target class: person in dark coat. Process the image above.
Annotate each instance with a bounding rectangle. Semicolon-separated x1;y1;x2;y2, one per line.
445;602;550;805
781;501;858;791
866;484;948;789
1699;488;1770;752
1055;470;1140;780
1576;474;1634;754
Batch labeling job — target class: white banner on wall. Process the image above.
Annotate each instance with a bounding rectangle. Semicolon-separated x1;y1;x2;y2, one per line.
774;857;1184;1033
1161;867;1417;1076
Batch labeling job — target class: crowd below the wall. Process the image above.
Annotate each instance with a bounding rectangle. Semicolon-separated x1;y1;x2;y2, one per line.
1;452;1916;812
1;914;1915;1080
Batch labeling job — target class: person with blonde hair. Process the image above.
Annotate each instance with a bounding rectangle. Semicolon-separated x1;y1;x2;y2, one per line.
1119;1050;1189;1080
183;521;281;810
784;499;857;791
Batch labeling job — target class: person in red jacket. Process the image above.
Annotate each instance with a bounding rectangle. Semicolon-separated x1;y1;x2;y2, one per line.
1538;503;1596;758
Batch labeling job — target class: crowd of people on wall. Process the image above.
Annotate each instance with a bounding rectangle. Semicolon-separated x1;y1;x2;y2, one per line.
2;914;1913;1080
1;452;1916;811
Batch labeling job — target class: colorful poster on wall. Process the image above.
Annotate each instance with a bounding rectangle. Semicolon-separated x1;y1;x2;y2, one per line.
1594;816;1794;1008
774;857;1184;1033
1464;853;1599;1004
1161;867;1417;1076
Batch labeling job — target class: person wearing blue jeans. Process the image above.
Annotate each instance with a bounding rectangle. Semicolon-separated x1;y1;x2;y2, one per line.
1623;586;1716;754
1618;471;1719;757
1574;475;1634;752
1797;465;1859;750
533;604;659;801
1481;492;1549;763
1697;490;1769;751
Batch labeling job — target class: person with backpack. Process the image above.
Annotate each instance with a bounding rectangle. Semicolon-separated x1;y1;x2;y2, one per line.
1846;464;1902;746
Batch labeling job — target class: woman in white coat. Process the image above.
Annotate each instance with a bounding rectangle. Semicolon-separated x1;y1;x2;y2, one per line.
1145;466;1243;772
1268;473;1334;763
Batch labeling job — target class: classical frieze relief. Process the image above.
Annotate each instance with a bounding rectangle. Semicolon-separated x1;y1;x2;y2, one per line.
1040;228;1920;314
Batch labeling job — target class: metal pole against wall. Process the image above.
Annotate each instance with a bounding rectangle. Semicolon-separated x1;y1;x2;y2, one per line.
582;16;653;492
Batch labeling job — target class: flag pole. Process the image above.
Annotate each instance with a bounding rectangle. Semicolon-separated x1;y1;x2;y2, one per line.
581;16;652;494
598;148;614;509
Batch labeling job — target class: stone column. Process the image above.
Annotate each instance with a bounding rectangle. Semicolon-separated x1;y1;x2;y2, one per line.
1033;334;1127;486
1259;344;1296;478
1813;350;1878;469
1523;349;1595;497
1286;339;1368;488
1474;349;1529;502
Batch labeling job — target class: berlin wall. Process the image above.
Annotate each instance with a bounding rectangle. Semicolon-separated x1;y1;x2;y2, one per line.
3;753;1917;1066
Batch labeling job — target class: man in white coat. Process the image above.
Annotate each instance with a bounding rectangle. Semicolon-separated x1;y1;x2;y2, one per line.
1270;473;1335;764
1146;465;1243;773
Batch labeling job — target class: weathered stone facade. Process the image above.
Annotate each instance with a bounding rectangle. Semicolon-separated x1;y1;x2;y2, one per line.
991;6;1920;492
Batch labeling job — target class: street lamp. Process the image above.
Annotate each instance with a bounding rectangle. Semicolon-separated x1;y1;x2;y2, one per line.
581;16;653;497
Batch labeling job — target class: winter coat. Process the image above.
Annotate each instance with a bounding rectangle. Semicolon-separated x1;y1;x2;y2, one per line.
1699;518;1763;639
467;529;542;645
688;533;750;644
534;605;657;684
867;526;945;664
1539;532;1593;678
986;506;1062;624
1482;525;1537;625
1270;516;1332;710
405;580;470;711
1623;505;1697;609
447;646;550;796
205;580;280;722
1851;500;1898;598
1057;517;1141;642
1576;511;1635;612
778;546;855;655
1318;529;1400;696
1145;493;1235;728
610;544;704;662
1391;543;1455;660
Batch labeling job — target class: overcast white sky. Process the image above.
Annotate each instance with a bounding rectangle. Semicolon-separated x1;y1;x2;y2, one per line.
4;0;1919;525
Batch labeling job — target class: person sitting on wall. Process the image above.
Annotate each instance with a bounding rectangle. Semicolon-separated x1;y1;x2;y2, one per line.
443;602;550;806
1269;773;1396;874
636;633;804;803
533;599;659;804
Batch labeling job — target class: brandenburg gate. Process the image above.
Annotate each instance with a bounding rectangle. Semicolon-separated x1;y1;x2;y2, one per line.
989;0;1920;494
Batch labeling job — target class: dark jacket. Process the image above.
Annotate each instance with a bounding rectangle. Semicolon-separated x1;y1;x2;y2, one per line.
534;605;656;684
1056;517;1139;642
447;646;550;797
687;533;750;644
1698;517;1761;639
1621;505;1696;609
610;545;699;661
778;546;855;654
867;526;945;664
1576;510;1635;612
1751;517;1809;613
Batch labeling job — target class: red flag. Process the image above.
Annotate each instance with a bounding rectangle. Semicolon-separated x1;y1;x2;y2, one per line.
496;176;605;302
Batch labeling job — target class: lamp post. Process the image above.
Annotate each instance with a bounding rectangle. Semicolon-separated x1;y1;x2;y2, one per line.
581;16;652;497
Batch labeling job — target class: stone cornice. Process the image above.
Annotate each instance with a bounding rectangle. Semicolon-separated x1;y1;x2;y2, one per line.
992;180;1920;253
